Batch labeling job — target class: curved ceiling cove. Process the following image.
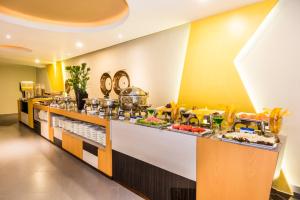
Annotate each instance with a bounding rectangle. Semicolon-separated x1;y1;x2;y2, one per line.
0;45;32;52
0;0;128;31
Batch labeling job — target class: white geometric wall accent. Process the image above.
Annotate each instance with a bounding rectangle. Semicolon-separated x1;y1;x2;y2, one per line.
234;0;300;187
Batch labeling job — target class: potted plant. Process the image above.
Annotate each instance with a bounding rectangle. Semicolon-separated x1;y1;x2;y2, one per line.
65;63;90;111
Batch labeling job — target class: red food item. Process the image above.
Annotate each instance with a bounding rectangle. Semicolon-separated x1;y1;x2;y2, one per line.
198;127;206;133
178;125;186;131
181;125;193;131
191;127;206;133
172;124;180;129
191;127;199;132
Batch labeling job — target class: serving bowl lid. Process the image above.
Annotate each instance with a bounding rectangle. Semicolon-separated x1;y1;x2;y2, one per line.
120;86;148;96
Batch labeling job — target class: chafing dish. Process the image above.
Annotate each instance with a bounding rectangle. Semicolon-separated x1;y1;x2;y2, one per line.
118;86;150;118
84;98;101;115
119;86;148;110
50;96;75;111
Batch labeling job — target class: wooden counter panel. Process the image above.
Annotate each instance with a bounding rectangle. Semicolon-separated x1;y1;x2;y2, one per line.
98;125;112;177
62;131;83;159
196;138;278;200
33;104;49;112
49;127;54;142
98;143;112;177
49;107;109;126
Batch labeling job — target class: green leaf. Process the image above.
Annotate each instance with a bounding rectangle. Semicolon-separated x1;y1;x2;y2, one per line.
65;63;90;92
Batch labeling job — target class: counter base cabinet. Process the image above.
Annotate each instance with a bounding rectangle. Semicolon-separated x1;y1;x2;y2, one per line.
53;137;62;148
33;120;41;135
196;138;278;200
112;150;196;200
62;132;83;159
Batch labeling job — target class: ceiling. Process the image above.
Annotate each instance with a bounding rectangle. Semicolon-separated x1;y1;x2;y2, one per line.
0;0;261;67
0;0;128;26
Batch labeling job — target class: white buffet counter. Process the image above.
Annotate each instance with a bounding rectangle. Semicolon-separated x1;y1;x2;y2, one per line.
111;120;197;181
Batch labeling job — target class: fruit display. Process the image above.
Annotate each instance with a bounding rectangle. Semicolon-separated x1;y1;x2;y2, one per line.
156;101;180;121
224;105;236;126
136;116;168;127
269;108;288;134
169;124;210;135
237;112;269;122
237;108;288;134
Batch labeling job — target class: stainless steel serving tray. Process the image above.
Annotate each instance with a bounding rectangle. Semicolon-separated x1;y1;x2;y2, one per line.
217;135;278;150
167;126;212;137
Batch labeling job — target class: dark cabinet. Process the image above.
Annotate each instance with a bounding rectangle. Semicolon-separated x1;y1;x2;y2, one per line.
112;150;196;200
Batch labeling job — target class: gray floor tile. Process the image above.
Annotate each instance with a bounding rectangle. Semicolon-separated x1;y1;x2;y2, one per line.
0;118;143;200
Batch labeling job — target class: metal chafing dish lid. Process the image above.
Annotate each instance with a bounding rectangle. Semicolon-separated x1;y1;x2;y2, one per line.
120;86;148;96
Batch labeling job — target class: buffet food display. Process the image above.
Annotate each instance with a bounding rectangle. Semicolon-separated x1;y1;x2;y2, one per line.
40;64;287;150
219;132;279;149
168;124;211;136
136;116;169;128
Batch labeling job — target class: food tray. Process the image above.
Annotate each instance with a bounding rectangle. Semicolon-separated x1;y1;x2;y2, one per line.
218;135;278;150
167;126;212;137
236;112;269;123
135;122;170;129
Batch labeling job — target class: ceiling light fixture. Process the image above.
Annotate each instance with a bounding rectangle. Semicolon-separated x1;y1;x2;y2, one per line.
5;34;11;39
35;59;40;64
75;41;83;48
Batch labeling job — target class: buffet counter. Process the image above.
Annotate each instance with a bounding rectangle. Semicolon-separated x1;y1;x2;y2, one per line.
32;104;112;177
25;103;283;200
17;98;51;128
111;120;282;200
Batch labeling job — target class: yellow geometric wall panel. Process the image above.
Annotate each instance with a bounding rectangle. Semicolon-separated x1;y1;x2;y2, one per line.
178;0;277;112
46;61;64;92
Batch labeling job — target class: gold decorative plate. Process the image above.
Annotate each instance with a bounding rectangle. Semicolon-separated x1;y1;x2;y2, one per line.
113;70;130;95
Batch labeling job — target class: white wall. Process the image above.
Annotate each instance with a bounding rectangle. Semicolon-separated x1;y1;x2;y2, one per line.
0;63;36;114
64;24;190;107
238;0;300;187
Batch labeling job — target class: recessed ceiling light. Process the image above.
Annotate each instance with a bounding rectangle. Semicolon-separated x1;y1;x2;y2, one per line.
118;34;123;39
75;41;83;48
35;59;40;64
5;34;11;39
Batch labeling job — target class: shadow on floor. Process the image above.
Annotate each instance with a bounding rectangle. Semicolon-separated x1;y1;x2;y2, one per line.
0;114;18;126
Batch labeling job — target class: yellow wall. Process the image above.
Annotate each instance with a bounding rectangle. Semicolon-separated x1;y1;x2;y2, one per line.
46;61;64;92
178;0;277;112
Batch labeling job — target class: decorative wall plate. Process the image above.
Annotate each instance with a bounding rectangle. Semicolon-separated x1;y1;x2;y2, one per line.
113;70;130;95
100;72;112;97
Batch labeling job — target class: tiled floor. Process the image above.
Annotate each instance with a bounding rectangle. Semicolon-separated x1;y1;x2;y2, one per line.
0;115;143;200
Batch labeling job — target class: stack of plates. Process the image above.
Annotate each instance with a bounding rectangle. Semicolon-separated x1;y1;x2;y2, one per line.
38;110;48;121
50;115;107;146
